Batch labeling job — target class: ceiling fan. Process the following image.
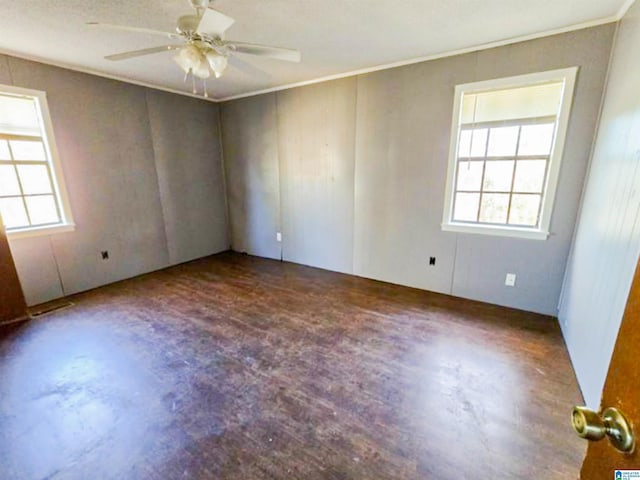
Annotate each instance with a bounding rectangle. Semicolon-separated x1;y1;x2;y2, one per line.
88;0;301;96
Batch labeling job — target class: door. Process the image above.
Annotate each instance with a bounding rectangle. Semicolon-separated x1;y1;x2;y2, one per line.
580;258;640;477
0;216;27;323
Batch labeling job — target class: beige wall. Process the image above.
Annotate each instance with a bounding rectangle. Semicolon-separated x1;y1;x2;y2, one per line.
0;12;629;409
0;21;619;327
221;24;615;315
560;0;640;408
277;78;357;274
220;93;282;261
0;56;229;306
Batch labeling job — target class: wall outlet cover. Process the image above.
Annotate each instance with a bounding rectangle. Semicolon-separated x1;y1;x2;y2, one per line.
276;232;282;242
505;273;516;287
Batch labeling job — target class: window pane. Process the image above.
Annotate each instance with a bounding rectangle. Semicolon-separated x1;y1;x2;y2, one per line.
463;83;563;123
453;193;479;221
518;123;555;156
456;161;483;191
0;165;21;196
509;194;541;226
16;164;52;194
0;140;10;160
461;93;479;124
513;160;547;193
487;126;519;156
0;94;41;136
10;140;46;161
458;129;487;158
25;195;59;225
0;197;29;228
458;130;471;158
469;129;487;157
479;193;509;224
483;160;514;192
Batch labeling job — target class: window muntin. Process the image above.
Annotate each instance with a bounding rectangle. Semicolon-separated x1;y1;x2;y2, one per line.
442;68;577;239
453;117;556;227
0;86;73;236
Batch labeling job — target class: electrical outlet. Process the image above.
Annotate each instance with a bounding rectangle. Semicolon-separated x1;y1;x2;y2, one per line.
101;250;109;260
505;273;516;287
429;257;436;266
276;232;282;242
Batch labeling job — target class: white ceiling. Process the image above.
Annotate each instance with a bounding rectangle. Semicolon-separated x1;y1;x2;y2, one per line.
0;0;629;101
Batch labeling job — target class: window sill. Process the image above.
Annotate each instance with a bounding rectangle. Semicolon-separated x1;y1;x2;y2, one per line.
441;222;549;240
7;223;75;240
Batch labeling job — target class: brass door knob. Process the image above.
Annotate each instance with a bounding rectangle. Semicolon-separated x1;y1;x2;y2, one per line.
572;406;635;453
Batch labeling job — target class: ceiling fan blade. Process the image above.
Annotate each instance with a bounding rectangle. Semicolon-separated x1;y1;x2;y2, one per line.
87;22;179;39
229;42;301;62
228;55;270;79
197;8;235;36
105;45;181;61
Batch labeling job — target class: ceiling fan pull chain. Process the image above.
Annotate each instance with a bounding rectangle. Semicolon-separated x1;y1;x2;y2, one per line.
191;74;196;94
203;78;209;98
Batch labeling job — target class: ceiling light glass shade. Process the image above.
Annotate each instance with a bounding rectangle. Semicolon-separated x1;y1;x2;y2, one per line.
174;45;200;72
206;51;228;78
192;58;210;79
174;45;210;79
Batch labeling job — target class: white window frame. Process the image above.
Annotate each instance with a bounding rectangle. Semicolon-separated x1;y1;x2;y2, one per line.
0;84;74;239
441;67;578;240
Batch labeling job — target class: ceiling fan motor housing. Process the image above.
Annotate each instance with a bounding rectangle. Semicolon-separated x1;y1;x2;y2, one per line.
92;0;301;90
189;0;211;10
177;15;201;35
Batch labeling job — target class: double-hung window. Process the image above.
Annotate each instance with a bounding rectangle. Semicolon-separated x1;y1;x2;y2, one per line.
0;84;74;237
442;68;577;239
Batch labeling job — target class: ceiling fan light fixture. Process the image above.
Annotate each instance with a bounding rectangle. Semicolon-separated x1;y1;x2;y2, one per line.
193;58;211;79
174;45;199;72
94;0;301;97
174;45;211;79
205;51;228;78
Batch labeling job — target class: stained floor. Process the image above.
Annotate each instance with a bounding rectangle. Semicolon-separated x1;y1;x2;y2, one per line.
0;252;585;479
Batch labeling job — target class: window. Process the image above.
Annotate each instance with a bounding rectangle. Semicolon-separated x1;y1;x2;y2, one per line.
0;85;73;237
442;68;577;240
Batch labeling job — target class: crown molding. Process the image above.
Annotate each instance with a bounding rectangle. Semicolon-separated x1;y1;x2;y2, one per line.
218;15;620;102
0;1;631;104
617;0;636;18
0;47;218;103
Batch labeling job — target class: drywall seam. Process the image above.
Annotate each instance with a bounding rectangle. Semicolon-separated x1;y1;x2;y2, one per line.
47;235;66;297
216;106;232;249
449;234;459;296
274;92;284;261
275;94;284;261
351;75;360;275
143;89;172;262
